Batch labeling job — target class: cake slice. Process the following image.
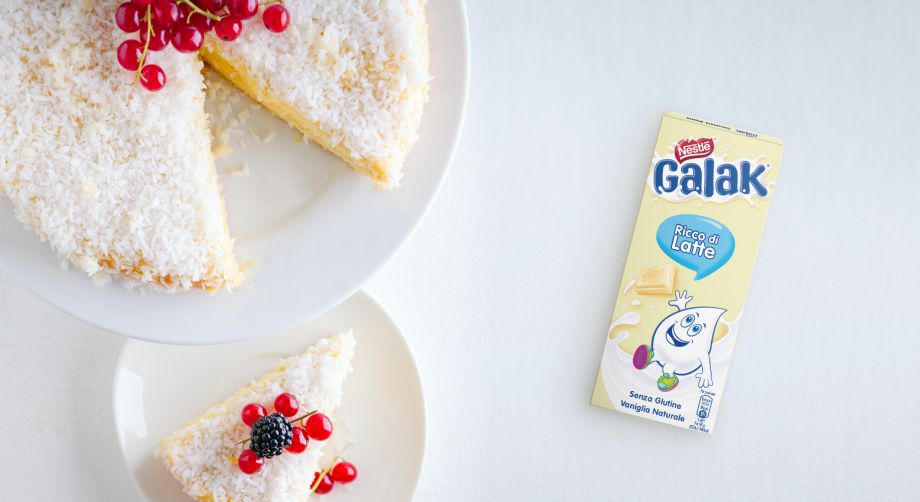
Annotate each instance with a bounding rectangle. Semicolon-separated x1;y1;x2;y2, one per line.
160;331;356;501
200;0;431;189
0;1;242;292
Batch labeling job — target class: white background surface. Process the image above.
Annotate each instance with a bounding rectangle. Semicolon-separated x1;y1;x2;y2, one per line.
1;1;918;500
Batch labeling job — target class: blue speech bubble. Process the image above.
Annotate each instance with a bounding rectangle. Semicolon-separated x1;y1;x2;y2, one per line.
656;214;735;280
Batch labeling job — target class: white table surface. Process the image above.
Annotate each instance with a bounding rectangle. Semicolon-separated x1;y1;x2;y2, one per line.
1;1;918;500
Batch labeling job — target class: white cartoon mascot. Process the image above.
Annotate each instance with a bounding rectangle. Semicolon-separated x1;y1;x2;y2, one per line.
632;290;725;392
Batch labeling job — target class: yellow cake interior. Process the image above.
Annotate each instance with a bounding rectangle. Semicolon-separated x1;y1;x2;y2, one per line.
200;47;394;187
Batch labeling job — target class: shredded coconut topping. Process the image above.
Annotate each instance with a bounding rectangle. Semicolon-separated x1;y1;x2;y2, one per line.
0;1;241;292
159;332;356;501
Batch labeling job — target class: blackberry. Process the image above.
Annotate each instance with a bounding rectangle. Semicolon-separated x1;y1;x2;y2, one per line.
249;412;294;458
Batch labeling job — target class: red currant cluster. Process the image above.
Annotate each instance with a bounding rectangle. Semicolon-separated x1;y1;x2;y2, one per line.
115;0;291;91
236;392;334;475
311;459;358;495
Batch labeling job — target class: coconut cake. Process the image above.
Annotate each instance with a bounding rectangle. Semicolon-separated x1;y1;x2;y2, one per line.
159;331;356;501
0;1;242;292
0;0;431;292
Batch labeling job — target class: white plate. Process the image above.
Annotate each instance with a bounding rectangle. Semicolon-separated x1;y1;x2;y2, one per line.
113;291;425;501
0;0;469;344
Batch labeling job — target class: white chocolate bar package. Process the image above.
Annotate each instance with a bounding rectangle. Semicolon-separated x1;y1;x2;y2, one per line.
591;112;784;434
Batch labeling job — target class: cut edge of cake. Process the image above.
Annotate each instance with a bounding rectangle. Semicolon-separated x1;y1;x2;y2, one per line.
199;0;431;190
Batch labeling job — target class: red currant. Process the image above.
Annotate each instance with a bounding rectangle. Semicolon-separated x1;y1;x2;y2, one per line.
215;15;243;41
331;461;357;483
139;64;166;91
115;3;143;33
238;449;264;474
312;472;334;494
171;24;204;52
177;3;192;20
116;39;144;71
285;426;308;454
187;12;214;34
198;0;225;11
262;4;289;33
176;4;213;33
273;393;299;417
131;0;155;6
227;0;259;20
139;25;171;51
151;0;179;28
304;413;333;441
241;403;267;426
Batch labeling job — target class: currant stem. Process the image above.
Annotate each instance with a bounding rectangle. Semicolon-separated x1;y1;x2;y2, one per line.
330;443;353;465
290;410;318;424
177;0;224;21
308;465;334;495
307;446;352;494
134;6;153;83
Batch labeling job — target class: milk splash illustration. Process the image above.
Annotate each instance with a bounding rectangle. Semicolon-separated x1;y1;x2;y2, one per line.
630;290;724;392
599;306;743;431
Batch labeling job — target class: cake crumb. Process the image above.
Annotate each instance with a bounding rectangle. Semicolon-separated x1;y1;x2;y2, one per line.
91;270;111;286
226;163;250;177
213;142;233;157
